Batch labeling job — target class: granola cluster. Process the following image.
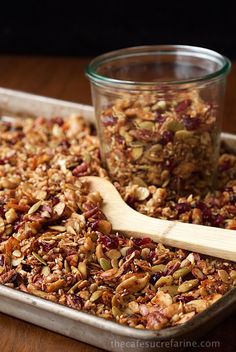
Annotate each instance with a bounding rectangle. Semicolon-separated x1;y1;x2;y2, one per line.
0;115;236;331
100;90;219;193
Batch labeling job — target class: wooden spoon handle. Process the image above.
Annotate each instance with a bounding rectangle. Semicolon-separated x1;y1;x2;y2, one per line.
115;209;236;262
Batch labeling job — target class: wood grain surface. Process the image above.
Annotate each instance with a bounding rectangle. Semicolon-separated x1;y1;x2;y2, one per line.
0;55;236;352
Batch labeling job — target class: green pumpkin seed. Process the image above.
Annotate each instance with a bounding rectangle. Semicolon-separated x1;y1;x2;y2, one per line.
131;147;143;160
32;251;47;265
166;120;184;132
178;279;199;293
99;258;112;271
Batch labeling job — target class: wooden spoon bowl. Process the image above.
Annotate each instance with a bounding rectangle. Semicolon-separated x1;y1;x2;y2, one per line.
82;176;236;262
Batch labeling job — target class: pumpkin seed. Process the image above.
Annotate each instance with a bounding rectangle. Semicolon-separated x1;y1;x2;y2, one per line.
138;121;154;130
173;267;191;279
99;258;112;271
132;176;147;187
178;279;199;293
218;269;230;283
175;130;194;140
32;251;47;265
131;147;143;160
155;275;173;287
78;261;87;278
166;120;184;132
68;282;80;294
159;285;179;296
90;290;103;302
146;144;163;162
152;100;167;111
151;264;166;273
112;306;122;318
106;249;121;260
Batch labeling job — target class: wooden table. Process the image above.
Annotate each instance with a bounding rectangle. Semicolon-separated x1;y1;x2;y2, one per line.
0;55;236;352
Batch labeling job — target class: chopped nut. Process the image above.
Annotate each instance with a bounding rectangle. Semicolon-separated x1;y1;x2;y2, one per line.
5;208;18;224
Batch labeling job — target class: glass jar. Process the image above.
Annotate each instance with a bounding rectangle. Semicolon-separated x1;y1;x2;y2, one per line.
86;45;231;194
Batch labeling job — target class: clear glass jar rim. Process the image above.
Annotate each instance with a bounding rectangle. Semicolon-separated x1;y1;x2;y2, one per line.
86;45;231;86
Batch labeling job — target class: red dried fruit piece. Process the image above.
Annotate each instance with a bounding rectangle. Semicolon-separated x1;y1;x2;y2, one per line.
100;235;119;249
211;214;224;227
60;140;71;148
175;99;192;113
182;115;201;131
41;242;54;253
218;160;231;172
175;295;194;303
176;202;191;214
150;272;163;285
0;205;4;217
160;130;174;145
52;117;64;126
155;112;166;123
101;115;117;126
73;162;89;177
133;237;152;247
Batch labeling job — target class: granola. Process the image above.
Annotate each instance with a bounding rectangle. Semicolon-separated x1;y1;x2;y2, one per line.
99;90;219;194
0;114;236;331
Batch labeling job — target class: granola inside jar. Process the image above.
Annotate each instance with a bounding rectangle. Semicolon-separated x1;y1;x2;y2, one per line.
86;46;231;194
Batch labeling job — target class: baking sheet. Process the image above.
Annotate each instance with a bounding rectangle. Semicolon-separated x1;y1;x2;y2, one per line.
0;87;236;352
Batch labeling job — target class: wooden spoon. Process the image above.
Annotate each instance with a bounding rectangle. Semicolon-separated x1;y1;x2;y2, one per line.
82;176;236;262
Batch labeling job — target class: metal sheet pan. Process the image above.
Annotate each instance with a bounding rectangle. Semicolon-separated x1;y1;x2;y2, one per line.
0;87;236;352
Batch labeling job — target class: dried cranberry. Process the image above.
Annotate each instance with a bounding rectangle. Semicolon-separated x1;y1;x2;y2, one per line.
230;194;236;204
60;140;71;148
125;246;139;257
0;254;4;266
211;214;224;227
155;112;166;123
100;235;119;249
176;202;191;214
218;160;231;172
22;264;32;272
52;117;64;126
133;237;152;247
195;201;207;211
202;208;212;223
49;196;60;206
41;241;54;252
0;159;7;165
150;272;162;285
165;159;175;172
71;294;83;307
160;130;174;145
182;115;201;131
126;195;136;208
0;205;4;217
175;99;192;113
175;295;194;303
73;162;89;177
101;115;117;126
